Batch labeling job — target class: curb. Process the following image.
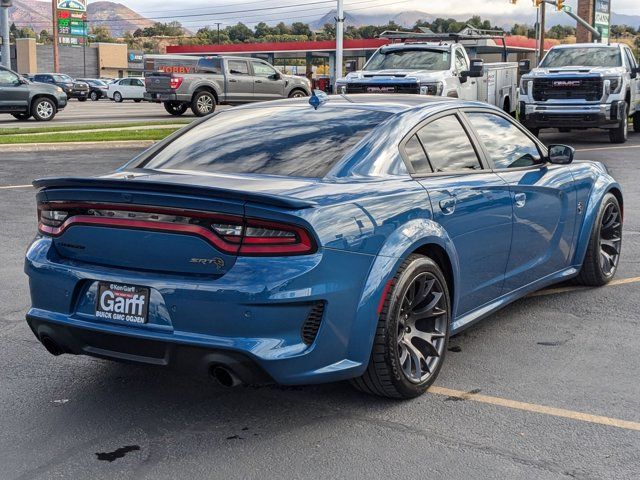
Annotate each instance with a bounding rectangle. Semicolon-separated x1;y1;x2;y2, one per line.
0;140;156;153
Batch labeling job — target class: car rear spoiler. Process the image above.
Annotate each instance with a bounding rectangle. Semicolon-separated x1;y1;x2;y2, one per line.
32;177;317;210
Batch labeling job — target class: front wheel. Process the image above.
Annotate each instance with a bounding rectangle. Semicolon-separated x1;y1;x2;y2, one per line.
164;101;188;116
90;91;100;101
134;99;142;103
350;254;451;399
609;102;628;144
31;98;56;121
575;193;622;286
191;91;216;117
78;97;87;102
113;92;123;103
288;89;308;98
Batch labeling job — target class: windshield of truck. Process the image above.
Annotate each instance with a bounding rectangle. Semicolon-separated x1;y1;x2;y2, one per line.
139;106;392;178
540;47;622;68
364;49;451;71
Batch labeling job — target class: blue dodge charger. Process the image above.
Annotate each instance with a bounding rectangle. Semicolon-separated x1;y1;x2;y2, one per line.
25;94;623;398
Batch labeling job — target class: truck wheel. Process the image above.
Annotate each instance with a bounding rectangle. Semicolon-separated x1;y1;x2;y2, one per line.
633;111;640;133
609;102;628;144
78;97;87;102
90;91;100;101
12;112;31;121
164;102;188;116
191;91;216;117
31;98;56;121
289;89;308;98
113;92;123;103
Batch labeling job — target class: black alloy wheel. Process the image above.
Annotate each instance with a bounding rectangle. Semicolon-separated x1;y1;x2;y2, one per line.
351;254;451;399
576;193;623;286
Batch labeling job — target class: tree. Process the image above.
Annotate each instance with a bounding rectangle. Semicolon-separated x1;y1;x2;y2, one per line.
227;22;254;43
39;30;52;44
90;25;115;43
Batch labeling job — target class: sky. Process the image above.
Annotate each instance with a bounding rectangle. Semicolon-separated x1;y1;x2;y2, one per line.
94;0;640;20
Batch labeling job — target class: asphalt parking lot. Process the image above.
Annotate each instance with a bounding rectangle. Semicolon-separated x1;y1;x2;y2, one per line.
1;129;639;479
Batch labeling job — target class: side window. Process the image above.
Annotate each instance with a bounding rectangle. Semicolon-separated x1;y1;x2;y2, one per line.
197;58;221;74
454;49;468;72
403;134;432;174
228;60;250;76
624;48;637;69
0;69;19;86
252;61;277;78
466;112;542;169
134;79;144;87
415;115;482;172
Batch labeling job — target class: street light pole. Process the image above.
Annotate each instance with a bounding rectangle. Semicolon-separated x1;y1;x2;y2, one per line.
0;0;10;69
537;0;546;65
335;0;344;88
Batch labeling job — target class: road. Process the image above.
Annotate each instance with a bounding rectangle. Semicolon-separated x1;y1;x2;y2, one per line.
1;132;639;479
0;100;230;128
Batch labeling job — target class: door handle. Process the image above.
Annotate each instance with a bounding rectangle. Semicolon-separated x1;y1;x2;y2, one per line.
229;79;238;83
439;198;456;215
514;192;527;208
255;80;263;84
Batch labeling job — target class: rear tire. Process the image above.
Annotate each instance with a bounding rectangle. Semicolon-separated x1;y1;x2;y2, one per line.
191;91;216;116
575;193;622;286
12;112;31;121
288;89;308;98
164;101;188;116
31;98;56;121
609;102;628;144
350;254;451;399
90;91;100;101
134;99;142;103
633;111;640;133
113;92;123;103
78;97;87;102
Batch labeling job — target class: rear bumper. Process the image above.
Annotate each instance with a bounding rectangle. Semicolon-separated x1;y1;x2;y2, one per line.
144;92;191;103
520;101;625;129
25;237;377;385
27;316;273;384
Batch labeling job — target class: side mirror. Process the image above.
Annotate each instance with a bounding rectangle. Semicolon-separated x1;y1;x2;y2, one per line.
272;72;282;80
548;144;575;165
462;59;484;79
518;59;531;75
631;66;640;79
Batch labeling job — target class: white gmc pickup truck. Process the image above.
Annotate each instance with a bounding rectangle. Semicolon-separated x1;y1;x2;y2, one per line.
519;43;640;144
336;41;518;115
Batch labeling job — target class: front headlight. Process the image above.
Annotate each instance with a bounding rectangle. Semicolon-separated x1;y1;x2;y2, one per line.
55;87;64;94
420;82;444;96
519;78;528;95
606;76;623;94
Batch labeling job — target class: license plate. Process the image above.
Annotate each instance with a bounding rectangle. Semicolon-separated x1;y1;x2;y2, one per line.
95;282;150;324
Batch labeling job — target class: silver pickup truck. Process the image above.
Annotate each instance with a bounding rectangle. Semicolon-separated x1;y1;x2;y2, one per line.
145;56;312;117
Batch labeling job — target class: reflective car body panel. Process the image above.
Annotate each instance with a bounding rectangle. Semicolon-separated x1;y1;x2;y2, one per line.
25;95;622;385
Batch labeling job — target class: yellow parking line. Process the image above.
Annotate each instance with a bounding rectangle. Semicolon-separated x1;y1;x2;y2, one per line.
429;386;640;432
577;145;640;152
529;276;640;298
0;185;32;190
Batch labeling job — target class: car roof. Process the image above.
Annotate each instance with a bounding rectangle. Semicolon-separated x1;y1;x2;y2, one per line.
551;43;621;49
232;94;488;115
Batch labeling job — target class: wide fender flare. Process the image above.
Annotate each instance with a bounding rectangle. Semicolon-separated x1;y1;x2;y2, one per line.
346;218;460;367
573;179;622;267
190;81;221;100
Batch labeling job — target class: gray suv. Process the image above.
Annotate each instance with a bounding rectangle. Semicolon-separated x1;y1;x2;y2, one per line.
145;56;311;117
0;67;68;121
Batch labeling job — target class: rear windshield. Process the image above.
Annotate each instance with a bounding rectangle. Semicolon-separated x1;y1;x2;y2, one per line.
365;49;451;71
540;47;622;68
138;106;392;178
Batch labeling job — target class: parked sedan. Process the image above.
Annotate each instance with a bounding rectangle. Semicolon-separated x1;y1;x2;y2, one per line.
107;77;146;102
25;95;622;398
77;78;110;101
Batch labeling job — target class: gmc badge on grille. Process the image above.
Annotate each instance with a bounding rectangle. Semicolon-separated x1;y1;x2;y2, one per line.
553;80;581;87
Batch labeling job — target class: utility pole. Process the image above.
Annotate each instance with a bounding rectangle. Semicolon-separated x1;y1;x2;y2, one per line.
335;0;344;89
537;0;546;65
52;0;59;73
215;22;221;45
0;0;11;69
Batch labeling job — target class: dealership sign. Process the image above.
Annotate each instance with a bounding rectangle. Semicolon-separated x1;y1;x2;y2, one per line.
57;0;88;46
57;0;87;12
593;0;610;43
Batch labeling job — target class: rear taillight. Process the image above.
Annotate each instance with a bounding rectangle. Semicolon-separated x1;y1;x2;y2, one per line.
169;76;183;90
37;202;316;256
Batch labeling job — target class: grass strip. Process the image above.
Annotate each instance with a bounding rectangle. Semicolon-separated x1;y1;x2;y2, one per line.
0;120;191;136
0;128;179;144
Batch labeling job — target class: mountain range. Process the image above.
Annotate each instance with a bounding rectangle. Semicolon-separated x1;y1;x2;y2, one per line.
8;1;640;38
